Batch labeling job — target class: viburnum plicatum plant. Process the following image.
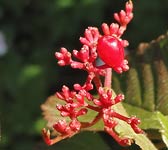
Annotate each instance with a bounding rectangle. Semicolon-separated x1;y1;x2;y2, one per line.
42;0;143;146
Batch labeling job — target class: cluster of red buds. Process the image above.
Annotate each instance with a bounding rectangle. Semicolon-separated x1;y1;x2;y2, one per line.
42;0;143;146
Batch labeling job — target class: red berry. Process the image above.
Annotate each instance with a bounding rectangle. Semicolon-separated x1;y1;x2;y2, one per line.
97;36;124;69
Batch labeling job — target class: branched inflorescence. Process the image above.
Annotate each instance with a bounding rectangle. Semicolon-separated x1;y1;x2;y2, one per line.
42;0;143;146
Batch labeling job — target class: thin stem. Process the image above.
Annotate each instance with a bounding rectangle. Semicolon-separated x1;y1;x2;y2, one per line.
86;104;101;112
81;112;102;128
93;74;102;90
111;111;129;121
42;128;76;145
48;134;71;145
105;127;132;146
104;68;112;88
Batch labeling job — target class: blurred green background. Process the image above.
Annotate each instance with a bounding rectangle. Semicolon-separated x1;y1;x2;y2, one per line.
0;0;167;150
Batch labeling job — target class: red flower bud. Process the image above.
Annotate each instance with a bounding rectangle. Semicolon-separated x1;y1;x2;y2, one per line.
69;119;81;132
53;120;70;134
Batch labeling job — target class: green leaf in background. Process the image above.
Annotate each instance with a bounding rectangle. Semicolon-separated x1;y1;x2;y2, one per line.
112;32;168;149
156;111;168;147
125;67;142;107
122;103;161;130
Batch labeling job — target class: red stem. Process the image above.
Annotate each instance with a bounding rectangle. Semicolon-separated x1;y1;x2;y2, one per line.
86;104;100;112
93;74;102;90
104;68;112;88
81;112;102;128
111;111;129;121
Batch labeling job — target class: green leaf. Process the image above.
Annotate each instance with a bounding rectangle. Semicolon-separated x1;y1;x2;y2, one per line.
112;32;168;122
125;67;142;106
112;32;168;148
41;95;157;150
122;103;161;130
113;103;157;150
41;95;104;132
156;111;168;147
41;95;69;131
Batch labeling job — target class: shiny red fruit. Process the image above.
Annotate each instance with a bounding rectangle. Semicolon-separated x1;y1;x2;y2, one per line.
97;36;124;68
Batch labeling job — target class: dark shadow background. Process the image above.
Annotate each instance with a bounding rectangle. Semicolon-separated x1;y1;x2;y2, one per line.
0;0;168;149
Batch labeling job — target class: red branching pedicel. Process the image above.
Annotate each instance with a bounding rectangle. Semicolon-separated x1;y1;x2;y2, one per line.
42;0;143;147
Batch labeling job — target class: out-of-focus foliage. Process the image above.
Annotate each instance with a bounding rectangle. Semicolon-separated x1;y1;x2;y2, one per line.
0;0;168;150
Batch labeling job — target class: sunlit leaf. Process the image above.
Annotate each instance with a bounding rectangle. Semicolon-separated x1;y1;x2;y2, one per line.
113;103;157;150
41;95;157;150
112;32;168;148
41;95;69;132
156;111;168;147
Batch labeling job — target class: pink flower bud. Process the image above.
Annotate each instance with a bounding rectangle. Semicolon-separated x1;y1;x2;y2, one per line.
60;111;70;117
55;47;72;66
126;1;133;14
80;27;100;48
93;99;102;106
77;108;88;116
53;120;69;134
102;23;110;36
79;37;91;46
73;45;89;62
85;29;94;42
109;23;119;35
114;94;124;104
69;119;81;132
42;128;52;145
73;84;82;90
71;61;84;69
127;116;143;133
